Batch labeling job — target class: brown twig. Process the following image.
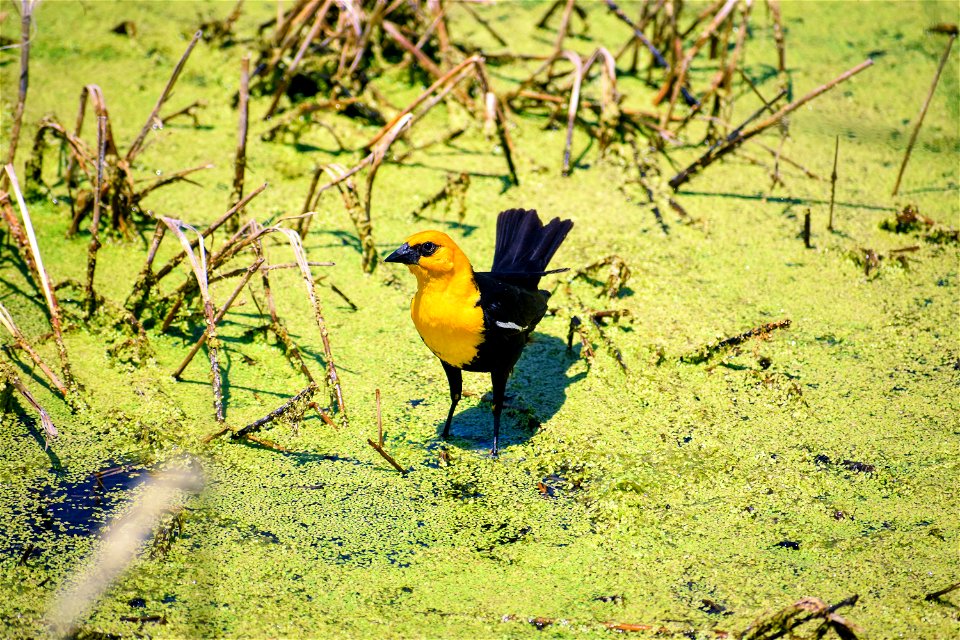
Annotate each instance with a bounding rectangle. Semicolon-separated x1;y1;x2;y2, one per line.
252;238;318;384
367;439;406;474
365;55;480;149
0;360;58;448
892;30;956;196
803;209;812;248
474;58;520;186
206;260;334;285
125;222;167;317
264;1;331;119
767;0;787;75
603;0;697;107
660;0;738;129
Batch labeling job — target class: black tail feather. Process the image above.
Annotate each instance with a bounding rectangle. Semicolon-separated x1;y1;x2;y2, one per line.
491;209;573;289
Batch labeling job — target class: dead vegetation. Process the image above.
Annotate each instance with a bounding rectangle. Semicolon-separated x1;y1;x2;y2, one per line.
0;2;955;638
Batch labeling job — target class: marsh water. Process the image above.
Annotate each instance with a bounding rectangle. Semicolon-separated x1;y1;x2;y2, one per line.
1;1;958;638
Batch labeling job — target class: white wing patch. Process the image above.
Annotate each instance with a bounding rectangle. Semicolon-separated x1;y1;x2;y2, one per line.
495;321;526;331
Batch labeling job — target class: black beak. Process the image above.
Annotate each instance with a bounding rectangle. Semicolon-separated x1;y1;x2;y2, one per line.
384;242;419;265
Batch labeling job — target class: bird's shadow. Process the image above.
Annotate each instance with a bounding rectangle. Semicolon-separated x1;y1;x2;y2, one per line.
439;333;585;454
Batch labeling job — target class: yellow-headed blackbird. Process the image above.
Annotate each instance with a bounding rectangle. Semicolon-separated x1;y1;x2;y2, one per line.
385;209;573;455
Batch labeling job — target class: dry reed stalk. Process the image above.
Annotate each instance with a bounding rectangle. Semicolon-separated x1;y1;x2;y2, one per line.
306;115;412;241
252;237;318;384
670;59;873;189
365;55;480;149
124;222;166;317
273;228;347;424
603;0;697;107
382;19;444;79
592;48;621;154
230;54;251;234
271;0;320;58
161;217;224;422
766;0;786;75
172;257;264;379
126;30;203;164
0;361;58;448
264;0;332;119
0;302;67;397
828;135;839;230
559;51;586;177
83;116;107;318
1;0;36;192
160;220;261;314
310;164;368;264
206;260;333;285
376;387;383;446
153;182;267;283
4;165;75;391
550;0;577;61
660;0;738;129
30;118;96;199
0;196;41;290
473;58;520;186
66;84;119;187
892;29;956;196
359;115;417;270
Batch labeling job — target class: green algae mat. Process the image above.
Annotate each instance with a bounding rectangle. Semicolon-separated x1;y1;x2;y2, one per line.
1;1;958;638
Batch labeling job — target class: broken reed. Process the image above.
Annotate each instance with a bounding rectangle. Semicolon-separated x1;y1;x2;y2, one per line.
682;319;792;364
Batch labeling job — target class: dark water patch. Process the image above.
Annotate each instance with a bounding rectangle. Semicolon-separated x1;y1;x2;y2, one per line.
2;460;146;566
17;461;145;545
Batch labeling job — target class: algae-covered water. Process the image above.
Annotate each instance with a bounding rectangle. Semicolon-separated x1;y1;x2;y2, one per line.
1;1;958;638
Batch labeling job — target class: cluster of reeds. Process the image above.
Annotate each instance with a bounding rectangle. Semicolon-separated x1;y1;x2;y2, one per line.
0;3;350;449
25;32;212;237
228;0;881;246
0;0;949;458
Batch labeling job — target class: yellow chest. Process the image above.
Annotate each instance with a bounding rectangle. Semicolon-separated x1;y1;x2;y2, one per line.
411;285;484;368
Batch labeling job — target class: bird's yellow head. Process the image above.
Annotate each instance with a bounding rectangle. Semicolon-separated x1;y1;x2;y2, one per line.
383;230;472;286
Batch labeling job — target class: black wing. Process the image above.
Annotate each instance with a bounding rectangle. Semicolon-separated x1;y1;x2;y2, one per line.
474;272;548;337
491;209;574;291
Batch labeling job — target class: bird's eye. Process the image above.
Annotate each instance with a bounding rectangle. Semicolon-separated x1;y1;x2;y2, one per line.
419;241;438;256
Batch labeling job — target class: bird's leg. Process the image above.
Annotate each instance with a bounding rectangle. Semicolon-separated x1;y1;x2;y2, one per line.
441;362;462;439
490;368;510;456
